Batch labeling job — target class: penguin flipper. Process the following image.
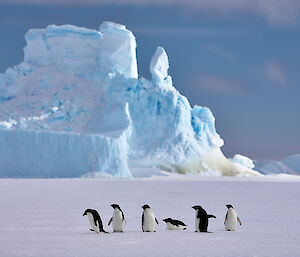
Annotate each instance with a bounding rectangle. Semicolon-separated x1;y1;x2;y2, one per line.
208;214;216;219
108;217;113;226
155;218;159;225
224;213;228;224
91;211;99;227
121;210;125;223
237;217;242;225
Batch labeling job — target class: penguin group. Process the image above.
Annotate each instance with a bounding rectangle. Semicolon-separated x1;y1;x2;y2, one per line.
83;204;241;233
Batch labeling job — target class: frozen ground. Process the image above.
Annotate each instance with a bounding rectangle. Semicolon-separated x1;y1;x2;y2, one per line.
0;176;300;257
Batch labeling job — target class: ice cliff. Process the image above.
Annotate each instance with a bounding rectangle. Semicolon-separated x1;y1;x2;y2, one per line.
0;21;260;178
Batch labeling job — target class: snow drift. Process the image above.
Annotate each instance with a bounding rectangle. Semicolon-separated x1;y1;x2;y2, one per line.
0;21;259;178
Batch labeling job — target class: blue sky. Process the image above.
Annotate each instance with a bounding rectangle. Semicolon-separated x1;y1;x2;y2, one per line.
0;0;299;160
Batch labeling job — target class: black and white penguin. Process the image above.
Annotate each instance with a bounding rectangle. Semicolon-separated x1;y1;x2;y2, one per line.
142;204;159;232
108;204;126;232
192;205;216;232
224;204;242;231
83;209;109;234
163;218;187;230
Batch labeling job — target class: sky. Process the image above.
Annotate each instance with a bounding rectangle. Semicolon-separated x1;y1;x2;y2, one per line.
0;0;299;161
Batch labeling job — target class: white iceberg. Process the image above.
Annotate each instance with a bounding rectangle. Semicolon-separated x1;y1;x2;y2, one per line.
255;154;300;175
0;21;260;178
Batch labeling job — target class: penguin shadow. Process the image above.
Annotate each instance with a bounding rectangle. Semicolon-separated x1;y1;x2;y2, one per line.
214;229;240;232
82;230;109;235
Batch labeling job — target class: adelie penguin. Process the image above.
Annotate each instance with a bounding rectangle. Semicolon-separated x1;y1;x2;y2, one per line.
192;205;216;232
83;209;109;234
224;204;242;231
163;218;187;230
142;204;159;232
108;204;126;232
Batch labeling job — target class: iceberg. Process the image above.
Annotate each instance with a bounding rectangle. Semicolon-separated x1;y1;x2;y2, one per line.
254;154;300;175
231;154;255;170
0;21;260;178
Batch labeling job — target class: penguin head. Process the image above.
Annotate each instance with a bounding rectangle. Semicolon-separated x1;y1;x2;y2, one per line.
163;218;172;223
142;204;151;210
111;204;120;209
192;205;202;210
83;209;92;216
226;204;234;209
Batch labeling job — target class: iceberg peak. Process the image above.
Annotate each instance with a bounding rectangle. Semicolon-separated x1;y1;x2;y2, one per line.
99;21;138;79
99;21;127;32
150;46;169;85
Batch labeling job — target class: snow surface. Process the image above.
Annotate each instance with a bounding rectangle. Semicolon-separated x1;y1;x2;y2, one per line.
0;177;300;257
0;21;259;177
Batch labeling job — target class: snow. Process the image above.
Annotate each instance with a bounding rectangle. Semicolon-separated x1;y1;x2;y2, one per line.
0;177;300;257
0;21;259;178
178;148;260;176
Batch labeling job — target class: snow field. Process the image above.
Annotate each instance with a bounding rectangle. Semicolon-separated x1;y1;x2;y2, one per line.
0;177;300;257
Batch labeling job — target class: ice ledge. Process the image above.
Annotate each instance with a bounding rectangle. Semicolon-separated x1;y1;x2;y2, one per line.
0;127;132;178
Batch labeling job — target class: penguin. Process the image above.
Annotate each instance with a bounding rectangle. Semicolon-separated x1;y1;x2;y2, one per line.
142;204;159;232
192;205;216;232
224;204;242;231
83;209;109;234
108;204;126;232
163;218;187;230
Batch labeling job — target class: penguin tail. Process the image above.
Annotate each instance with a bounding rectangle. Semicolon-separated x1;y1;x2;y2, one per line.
101;230;110;234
